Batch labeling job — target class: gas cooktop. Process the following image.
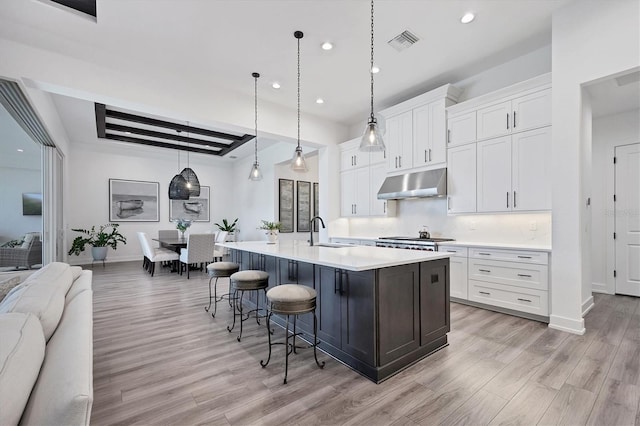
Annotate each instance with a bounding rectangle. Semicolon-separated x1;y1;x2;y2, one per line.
378;236;455;243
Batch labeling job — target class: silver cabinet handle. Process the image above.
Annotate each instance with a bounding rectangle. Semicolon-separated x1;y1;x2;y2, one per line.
429;149;432;162
354;155;357;166
446;250;457;253
513;111;517;128
399;156;402;167
478;252;491;256
517;298;532;303
425;150;427;163
507;113;510;130
447;129;451;143
517;255;532;259
479;291;491;296
447;196;451;211
479;269;491;273
395;157;398;168
507;191;510;208
383;202;386;213
517;274;532;278
383;150;386;159
513;191;517;208
354;204;357;215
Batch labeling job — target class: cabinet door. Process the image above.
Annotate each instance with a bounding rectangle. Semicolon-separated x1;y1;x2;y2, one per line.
295;261;315;334
512;89;551;133
340;146;358;171
369;148;387;165
340;170;356;217
477;136;512;212
354;167;371;216
429;99;447;165
315;266;342;348
378;264;420;365
512;127;552;211
413;103;431;168
448;256;468;300
370;162;388;216
477;101;511;140
447;111;476;147
341;270;376;365
420;259;450;345
386;111;412;171
447;144;477;214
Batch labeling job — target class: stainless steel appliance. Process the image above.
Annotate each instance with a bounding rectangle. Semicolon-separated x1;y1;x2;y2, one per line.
376;236;454;251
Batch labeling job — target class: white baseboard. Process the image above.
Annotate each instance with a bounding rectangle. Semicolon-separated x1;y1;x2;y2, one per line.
592;281;612;294
67;254;141;266
582;296;595;317
548;314;586;335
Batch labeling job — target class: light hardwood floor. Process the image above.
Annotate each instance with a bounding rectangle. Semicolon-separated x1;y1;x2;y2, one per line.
91;261;640;425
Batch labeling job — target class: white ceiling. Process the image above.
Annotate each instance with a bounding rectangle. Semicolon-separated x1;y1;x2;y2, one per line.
0;0;570;126
585;70;640;118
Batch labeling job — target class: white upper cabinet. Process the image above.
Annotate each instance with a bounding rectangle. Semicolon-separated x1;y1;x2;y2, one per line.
447;144;477;214
447;111;476;147
369;162;395;216
476;89;552;141
511;127;552;211
340;167;370;217
477;136;513;212
340;141;370;171
381;84;461;174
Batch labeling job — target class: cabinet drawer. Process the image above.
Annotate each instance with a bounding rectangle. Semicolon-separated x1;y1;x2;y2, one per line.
469;259;548;291
469;248;548;265
331;238;360;246
438;246;468;258
469;280;549;316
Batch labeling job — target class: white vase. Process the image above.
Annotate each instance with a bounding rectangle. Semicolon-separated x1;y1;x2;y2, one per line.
266;230;278;244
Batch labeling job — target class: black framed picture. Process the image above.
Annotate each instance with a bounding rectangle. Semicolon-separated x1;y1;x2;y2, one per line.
22;193;42;216
297;180;311;232
170;186;210;222
279;179;294;233
109;178;160;222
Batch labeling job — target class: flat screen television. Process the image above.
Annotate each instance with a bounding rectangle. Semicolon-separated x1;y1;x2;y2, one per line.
22;193;42;216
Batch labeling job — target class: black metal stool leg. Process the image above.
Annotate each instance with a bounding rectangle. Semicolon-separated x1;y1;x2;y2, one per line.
228;278;233;307
293;315;298;354
313;312;325;369
284;314;290;385
237;290;245;342
227;289;238;333
205;276;215;313
260;312;273;368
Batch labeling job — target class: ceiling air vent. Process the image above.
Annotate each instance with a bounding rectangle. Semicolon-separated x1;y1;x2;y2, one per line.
615;71;640;87
388;30;420;52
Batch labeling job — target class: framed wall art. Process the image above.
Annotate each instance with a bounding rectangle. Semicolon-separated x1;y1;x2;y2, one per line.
296;180;311;232
169;186;210;222
109;178;160;222
278;179;294;233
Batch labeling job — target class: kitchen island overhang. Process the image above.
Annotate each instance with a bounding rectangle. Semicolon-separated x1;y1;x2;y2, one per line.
219;240;451;383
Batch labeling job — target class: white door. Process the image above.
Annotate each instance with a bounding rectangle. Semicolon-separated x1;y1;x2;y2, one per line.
447;144;477;213
447;111;476;147
615;143;640;296
477;101;511;140
512;127;552;211
477;136;512;212
354;167;370;216
340;170;356;217
511;89;551;133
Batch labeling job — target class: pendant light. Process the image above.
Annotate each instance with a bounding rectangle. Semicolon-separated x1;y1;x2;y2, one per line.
290;30;308;173
168;150;190;200
359;0;386;152
249;72;263;181
180;121;201;196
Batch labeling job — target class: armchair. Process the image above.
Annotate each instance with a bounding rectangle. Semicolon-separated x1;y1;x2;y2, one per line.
0;234;42;269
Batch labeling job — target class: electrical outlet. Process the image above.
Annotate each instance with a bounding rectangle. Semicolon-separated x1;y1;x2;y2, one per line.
529;221;537;231
470;220;477;230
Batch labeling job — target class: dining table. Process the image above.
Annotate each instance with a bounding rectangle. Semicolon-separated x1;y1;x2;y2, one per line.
152;237;188;273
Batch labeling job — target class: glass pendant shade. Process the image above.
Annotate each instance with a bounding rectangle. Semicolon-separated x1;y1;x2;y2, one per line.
168;174;190;200
249;162;263;181
360;116;385;151
180;167;200;196
291;145;308;172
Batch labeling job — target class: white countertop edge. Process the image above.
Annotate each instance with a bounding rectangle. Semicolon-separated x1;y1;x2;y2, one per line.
438;241;552;252
218;241;451;271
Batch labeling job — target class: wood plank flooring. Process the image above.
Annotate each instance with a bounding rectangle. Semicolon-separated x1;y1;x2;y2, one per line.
90;261;640;425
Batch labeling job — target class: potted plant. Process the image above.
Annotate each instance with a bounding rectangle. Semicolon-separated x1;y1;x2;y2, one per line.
174;218;192;239
68;223;127;261
214;218;238;242
259;220;281;244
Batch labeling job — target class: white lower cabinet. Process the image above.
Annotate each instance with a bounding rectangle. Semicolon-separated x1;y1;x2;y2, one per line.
447;144;477;213
439;246;468;299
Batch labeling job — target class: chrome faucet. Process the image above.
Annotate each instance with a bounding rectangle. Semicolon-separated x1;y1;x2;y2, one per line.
309;216;326;246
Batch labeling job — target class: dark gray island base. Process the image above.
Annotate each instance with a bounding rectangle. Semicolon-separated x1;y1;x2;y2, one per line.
229;248;450;383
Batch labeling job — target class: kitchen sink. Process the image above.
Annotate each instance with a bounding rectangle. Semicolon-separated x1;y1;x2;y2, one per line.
314;243;348;248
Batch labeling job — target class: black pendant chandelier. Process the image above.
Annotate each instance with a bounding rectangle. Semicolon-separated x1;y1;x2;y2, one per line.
180;122;201;196
168;150;190;200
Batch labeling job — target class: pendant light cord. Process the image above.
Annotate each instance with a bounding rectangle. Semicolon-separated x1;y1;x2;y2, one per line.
254;73;259;163
297;34;301;148
370;0;375;120
186;121;190;169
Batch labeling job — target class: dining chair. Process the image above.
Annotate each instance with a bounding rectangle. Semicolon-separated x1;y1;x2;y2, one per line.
137;232;179;276
179;233;215;279
213;230;228;262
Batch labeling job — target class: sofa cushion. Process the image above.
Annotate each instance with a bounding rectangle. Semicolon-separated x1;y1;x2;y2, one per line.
66;270;92;306
70;266;83;282
0;263;72;341
21;290;93;426
0;313;46;426
0;275;22;302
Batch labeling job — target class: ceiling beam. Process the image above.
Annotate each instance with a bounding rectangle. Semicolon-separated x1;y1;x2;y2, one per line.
105;123;231;150
104;134;222;156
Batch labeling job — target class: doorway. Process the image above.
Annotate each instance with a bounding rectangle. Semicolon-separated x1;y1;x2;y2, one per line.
615;142;640;296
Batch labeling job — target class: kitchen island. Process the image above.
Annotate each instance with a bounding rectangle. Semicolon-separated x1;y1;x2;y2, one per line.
218;240;451;383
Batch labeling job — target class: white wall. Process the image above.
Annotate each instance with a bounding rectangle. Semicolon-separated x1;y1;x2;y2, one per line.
66;141;235;265
551;0;640;334
0;166;42;242
591;109;640;294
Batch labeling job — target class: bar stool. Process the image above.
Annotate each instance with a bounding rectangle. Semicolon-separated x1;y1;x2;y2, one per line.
205;261;240;317
227;270;269;342
260;284;325;384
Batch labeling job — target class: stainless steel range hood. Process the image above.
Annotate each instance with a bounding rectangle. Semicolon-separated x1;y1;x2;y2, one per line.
377;168;447;200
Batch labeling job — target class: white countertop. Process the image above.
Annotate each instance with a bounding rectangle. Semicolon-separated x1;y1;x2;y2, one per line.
218;240;451;271
437;241;552;252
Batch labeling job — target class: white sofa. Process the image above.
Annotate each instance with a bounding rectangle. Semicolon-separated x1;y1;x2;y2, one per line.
0;262;93;426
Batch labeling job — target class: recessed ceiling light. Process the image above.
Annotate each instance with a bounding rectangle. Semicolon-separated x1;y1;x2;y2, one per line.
125;131;132;134
321;42;333;51
371;65;380;74
316;98;324;104
17;148;24;152
460;12;475;24
272;82;281;89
